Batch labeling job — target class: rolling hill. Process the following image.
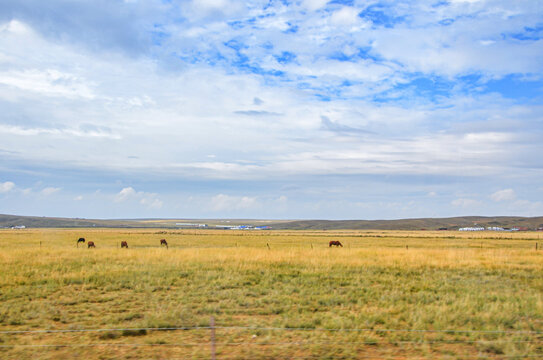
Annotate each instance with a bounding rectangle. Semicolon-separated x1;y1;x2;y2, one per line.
1;214;543;230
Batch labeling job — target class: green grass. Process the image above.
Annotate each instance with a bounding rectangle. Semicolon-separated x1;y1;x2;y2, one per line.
0;229;542;359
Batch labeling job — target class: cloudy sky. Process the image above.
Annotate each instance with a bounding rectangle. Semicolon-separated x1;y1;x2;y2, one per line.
0;0;542;220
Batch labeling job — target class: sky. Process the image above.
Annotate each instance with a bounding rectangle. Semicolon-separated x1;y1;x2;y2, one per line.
0;0;542;220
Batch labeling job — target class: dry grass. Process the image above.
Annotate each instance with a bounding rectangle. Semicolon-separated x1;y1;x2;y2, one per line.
0;228;542;359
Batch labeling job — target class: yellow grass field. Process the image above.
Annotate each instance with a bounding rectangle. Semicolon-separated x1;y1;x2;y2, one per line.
0;228;542;359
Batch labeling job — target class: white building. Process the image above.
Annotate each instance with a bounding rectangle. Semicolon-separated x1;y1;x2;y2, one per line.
459;226;485;231
176;223;207;228
487;227;504;231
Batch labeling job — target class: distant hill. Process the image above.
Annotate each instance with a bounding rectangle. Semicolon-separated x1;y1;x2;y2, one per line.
266;216;543;230
0;214;147;228
1;214;543;230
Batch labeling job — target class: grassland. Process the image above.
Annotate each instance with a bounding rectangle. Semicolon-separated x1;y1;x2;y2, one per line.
0;229;542;359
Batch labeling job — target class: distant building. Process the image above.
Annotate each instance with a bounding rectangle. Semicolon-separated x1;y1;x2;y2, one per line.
459;226;484;231
176;223;207;228
214;224;270;230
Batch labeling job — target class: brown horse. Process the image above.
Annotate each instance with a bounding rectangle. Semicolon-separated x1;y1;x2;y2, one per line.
121;241;128;248
160;239;168;248
87;241;95;248
329;240;343;247
77;238;85;247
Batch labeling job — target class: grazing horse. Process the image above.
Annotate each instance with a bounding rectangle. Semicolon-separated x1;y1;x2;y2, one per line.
329;240;343;247
77;238;85;247
120;241;128;248
87;241;95;248
160;239;168;248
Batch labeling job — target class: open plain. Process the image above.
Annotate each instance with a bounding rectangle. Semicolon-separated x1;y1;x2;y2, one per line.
0;228;542;359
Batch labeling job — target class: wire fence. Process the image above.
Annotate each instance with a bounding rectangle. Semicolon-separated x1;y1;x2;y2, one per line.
1;339;541;348
1;324;542;335
1;321;541;359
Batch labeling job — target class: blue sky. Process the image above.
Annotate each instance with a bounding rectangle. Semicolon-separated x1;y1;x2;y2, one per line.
0;0;542;220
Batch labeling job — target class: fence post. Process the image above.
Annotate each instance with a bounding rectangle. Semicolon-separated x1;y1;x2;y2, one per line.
536;242;538;251
210;316;216;360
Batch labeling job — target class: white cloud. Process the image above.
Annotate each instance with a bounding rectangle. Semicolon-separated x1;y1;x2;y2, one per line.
330;7;361;27
192;0;229;11
0;19;31;35
451;198;481;207
0;124;120;139
449;0;484;3
115;186;163;209
210;194;258;212
511;199;543;215
490;188;516;202
186;0;244;19
302;0;328;11
140;197;163;209
480;40;496;46
0;69;95;99
41;187;61;196
0;181;15;193
74;195;83;201
369;10;543;77
115;187;137;202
